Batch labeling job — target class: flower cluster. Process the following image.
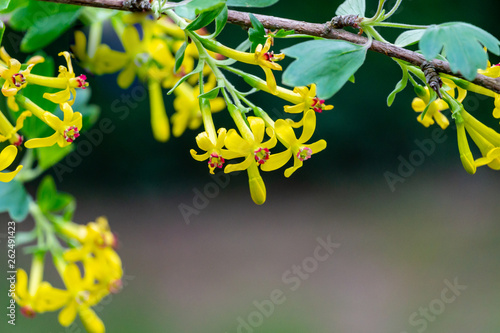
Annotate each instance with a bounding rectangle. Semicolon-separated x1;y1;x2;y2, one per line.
72;13;223;142
15;217;122;333
409;62;500;175
0;48;88;183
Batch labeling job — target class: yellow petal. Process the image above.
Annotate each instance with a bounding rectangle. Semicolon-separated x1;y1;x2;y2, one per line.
247;163;266;205
0;145;18;170
225;155;253;173
79;306;105;333
25;133;59;149
283;103;306;114
284;155;304;178
117;64;137;89
190;149;210;161
411;98;426;112
43;87;71;105
58;302;78;327
457;122;476;175
276;120;298;147
260;149;292;172
122;26;141;54
298;110;316;143
0;165;22;182
308;139;327;154
262;67;277;95
248;117;265;143
15;269;29;301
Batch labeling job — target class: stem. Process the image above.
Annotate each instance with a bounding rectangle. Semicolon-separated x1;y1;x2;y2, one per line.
28;252;45;296
384;0;403;19
369;0;387;21
88;22;103;59
34;0;500;94
372;22;430;29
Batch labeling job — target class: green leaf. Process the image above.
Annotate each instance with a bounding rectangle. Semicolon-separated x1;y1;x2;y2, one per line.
15;230;37;246
0;180;29;222
0;21;4;45
387;63;409;106
272;29;294;38
395;29;426;48
37;175;74;214
335;0;365;16
199;86;220;99
0;0;11;11
174;40;188;73
227;0;278;7
0;0;26;13
248;13;267;52
207;4;227;38
168;60;205;95
420;22;500;81
179;0;226;15
185;4;225;31
10;1;81;52
282;40;367;99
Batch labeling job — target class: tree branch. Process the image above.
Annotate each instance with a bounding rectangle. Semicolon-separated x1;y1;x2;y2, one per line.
34;0;500;94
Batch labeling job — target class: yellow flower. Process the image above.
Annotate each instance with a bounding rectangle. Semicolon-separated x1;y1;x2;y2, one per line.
57;264;106;333
72;30;128;75
0;145;22;182
190;128;229;174
261;110;327;177
117;25;151;89
283;85;334;114
15;268;69;317
42;52;89;105
412;80;466;130
0;47;44;97
24;103;82;149
223;117;277;172
223;116;277;205
456;120;476;175
254;38;285;94
172;79;225;138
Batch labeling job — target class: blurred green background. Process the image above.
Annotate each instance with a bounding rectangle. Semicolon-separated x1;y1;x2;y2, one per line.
2;0;500;332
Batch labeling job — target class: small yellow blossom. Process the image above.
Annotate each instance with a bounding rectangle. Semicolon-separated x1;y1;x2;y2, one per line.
190;128;231;174
283;84;334;114
0;109;31;146
24;103;82;149
412;79;466;130
42;52;89;105
0;47;44;97
262;110;327;177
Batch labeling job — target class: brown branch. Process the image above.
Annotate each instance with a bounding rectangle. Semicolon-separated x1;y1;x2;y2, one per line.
33;0;500;94
36;0;151;12
227;10;500;94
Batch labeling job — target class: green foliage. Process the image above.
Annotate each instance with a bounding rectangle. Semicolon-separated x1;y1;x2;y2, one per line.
37;175;75;215
395;29;426;48
271;29;295;38
387;63;409;106
207;5;228;38
335;0;366;16
185;4;226;31
174;40;188;73
0;179;29;222
0;0;11;11
248;13;267;52
0;21;4;46
180;0;226;15
227;0;279;7
420;22;500;80
282;40;367;99
199;86;220;99
9;0;81;52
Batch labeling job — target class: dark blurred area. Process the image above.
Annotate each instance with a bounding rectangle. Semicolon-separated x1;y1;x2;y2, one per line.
2;1;500;333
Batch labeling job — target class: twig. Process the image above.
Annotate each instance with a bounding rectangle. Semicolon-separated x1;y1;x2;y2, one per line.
32;0;500;94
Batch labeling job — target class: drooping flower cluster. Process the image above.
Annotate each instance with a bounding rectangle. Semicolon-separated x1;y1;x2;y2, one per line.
15;217;122;333
409;62;500;175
